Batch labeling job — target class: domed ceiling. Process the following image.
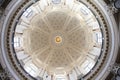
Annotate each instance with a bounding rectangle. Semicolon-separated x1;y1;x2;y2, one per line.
13;0;104;79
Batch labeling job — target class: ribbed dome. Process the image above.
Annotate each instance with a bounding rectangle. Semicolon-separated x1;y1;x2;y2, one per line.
23;9;94;74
